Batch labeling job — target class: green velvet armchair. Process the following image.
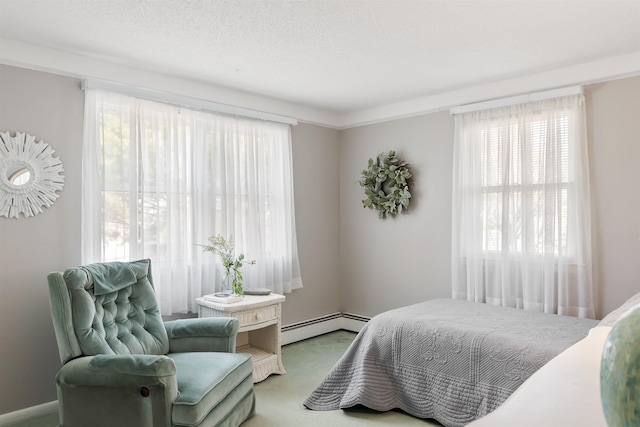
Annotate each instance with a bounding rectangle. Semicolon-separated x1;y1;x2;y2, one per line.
47;259;255;427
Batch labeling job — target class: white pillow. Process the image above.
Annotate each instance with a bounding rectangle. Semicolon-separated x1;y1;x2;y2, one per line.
598;292;640;327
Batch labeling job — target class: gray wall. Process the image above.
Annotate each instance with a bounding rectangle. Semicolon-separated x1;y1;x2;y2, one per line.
0;63;639;414
0;65;84;414
586;77;640;318
288;123;341;324
338;111;455;315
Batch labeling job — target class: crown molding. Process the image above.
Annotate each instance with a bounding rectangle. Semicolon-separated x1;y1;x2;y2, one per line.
338;51;640;129
0;38;341;128
1;38;639;130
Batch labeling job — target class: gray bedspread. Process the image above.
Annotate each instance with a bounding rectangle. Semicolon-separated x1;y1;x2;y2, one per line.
304;299;598;427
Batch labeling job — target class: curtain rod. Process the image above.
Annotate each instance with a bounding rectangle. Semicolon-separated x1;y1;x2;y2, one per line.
81;78;298;126
450;85;583;115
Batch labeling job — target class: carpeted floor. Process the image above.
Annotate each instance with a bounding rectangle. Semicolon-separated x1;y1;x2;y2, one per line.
5;330;438;426
243;330;438;427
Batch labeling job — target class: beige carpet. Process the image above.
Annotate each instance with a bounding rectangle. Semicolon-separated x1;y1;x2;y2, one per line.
243;330;438;426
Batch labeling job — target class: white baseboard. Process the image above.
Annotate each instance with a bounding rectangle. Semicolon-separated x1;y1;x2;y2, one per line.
0;400;57;425
281;312;369;345
1;312;369;423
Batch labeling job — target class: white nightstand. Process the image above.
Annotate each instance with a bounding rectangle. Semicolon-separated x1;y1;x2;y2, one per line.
195;293;286;383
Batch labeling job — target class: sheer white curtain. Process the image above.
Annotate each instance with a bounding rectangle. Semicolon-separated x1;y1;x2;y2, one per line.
451;94;594;318
82;89;302;314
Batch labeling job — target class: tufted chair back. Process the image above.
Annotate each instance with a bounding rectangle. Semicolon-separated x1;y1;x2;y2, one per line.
48;259;169;364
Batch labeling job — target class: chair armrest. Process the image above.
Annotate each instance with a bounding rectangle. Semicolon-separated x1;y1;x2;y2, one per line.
57;355;177;388
164;317;239;353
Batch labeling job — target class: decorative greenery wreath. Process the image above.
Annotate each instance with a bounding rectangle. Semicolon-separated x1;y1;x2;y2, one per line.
359;150;412;219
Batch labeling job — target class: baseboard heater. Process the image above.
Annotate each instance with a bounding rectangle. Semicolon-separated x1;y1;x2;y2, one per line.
280;312;370;345
341;312;371;323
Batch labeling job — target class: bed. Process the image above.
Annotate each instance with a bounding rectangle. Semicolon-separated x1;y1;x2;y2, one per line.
466;325;610;427
467;292;640;427
304;298;599;427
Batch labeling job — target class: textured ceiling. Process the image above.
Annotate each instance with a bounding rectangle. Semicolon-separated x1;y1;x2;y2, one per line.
1;0;639;114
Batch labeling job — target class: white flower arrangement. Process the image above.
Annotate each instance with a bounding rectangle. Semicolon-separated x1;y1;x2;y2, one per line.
200;235;255;295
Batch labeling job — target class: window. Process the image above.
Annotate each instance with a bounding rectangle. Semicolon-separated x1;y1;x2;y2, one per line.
82;89;302;315
452;93;594;318
479;116;570;256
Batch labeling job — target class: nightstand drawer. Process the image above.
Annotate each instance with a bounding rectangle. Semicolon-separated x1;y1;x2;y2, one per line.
235;305;277;328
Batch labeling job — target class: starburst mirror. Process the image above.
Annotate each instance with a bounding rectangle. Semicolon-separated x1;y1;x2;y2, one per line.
0;131;65;218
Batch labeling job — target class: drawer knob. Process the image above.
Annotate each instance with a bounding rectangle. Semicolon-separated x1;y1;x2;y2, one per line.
255;312;263;321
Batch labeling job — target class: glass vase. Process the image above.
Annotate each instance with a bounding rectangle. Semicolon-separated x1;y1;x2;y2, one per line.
221;270;233;295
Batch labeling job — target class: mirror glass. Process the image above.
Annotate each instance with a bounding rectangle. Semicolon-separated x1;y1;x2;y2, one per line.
0;131;65;218
6;164;31;186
